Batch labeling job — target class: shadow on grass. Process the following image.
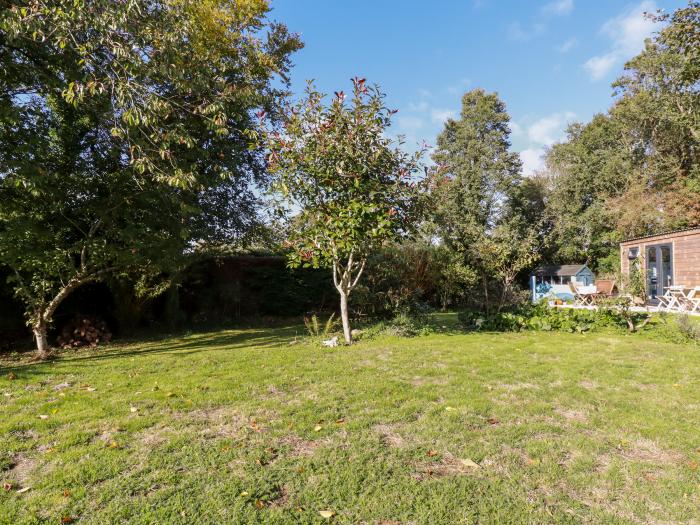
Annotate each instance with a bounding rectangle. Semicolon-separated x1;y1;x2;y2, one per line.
0;323;304;379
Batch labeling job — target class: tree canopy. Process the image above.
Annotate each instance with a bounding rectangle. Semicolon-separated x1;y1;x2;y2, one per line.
0;0;302;355
265;79;426;342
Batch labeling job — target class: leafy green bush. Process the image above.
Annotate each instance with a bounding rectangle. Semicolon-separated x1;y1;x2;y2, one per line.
676;314;700;343
458;302;649;334
384;310;433;337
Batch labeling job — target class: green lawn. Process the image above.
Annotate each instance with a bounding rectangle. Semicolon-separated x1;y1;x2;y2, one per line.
2;316;700;524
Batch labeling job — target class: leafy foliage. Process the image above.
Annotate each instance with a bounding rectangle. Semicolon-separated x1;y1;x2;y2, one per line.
0;0;301;354
458;302;652;334
544;2;700;268
303;313;339;338
265;78;427;342
430;89;541;312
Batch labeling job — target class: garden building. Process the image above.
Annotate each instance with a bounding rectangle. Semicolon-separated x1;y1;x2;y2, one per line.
620;227;700;300
530;264;594;302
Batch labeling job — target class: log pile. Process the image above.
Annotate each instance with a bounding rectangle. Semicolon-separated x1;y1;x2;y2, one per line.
57;315;112;349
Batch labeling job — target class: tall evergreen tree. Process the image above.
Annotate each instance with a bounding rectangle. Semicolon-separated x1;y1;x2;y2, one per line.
431;89;537;311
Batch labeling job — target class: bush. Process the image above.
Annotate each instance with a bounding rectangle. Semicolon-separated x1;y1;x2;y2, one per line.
458;301;650;334
676;314;700;343
384;310;433;337
303;313;339;337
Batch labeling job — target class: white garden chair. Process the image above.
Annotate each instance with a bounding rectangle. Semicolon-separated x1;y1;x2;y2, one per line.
569;282;594;306
681;287;700;314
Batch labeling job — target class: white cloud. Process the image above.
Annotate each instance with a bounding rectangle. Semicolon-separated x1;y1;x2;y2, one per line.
584;53;617;80
510;121;524;137
396;115;425;132
556;37;577;53
407;101;429;112
430;109;456;124
520;148;546;177
542;0;574;16
583;1;661;81
446;78;472;95
527;111;576;146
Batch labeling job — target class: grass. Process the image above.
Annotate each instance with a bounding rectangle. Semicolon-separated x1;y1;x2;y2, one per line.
1;314;700;524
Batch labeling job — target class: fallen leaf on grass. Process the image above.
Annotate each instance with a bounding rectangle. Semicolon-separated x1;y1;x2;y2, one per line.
319;510;335;518
255;499;266;509
689;460;698;471
129;406;138;413
459;458;480;469
17;487;30;494
314;425;323;432
38;414;49;420
335;418;346;425
240;491;249;497
63;489;71;497
486;417;500;425
426;450;438;457
60;516;75;524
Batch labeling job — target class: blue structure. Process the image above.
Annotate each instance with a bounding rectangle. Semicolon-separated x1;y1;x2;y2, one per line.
530;264;594;303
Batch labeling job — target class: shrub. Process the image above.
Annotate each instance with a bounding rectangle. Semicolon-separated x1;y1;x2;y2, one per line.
385;311;433;337
676;314;700;342
303;313;339;337
458;301;649;334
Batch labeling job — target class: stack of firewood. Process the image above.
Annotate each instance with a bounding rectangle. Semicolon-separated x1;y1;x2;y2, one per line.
57;315;112;349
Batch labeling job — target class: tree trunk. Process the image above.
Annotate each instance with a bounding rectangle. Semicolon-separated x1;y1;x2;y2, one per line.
482;274;490;314
339;289;352;344
33;320;50;359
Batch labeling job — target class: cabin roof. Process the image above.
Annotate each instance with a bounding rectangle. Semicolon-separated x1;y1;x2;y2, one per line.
621;226;700;244
532;264;589;277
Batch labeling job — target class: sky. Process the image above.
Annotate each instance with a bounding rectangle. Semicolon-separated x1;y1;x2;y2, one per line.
270;0;686;175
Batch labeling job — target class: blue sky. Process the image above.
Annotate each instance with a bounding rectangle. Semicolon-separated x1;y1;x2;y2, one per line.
271;0;685;174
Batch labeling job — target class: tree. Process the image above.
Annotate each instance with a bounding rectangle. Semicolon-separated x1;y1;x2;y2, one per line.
544;114;636;266
265;79;426;343
431;89;527;312
543;2;700;269
0;0;302;356
611;1;700;225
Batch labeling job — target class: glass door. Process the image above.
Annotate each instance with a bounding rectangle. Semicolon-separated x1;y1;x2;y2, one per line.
646;244;673;299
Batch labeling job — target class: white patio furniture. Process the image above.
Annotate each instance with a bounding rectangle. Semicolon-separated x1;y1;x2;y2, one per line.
680;287;700;313
569;282;595;306
666;285;690;312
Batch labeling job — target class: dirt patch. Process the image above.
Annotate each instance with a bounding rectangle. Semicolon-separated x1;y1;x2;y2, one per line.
620;438;684;465
373;423;406;448
408;376;449;387
268;484;290;508
139;424;174;447
497;382;540;392
179;406;261;438
4;455;37;486
279;434;320;457
555;408;588;423
415;452;481;480
578;379;598;390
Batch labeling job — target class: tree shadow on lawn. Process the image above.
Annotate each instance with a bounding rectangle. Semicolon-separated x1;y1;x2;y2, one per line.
0;324;302;379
